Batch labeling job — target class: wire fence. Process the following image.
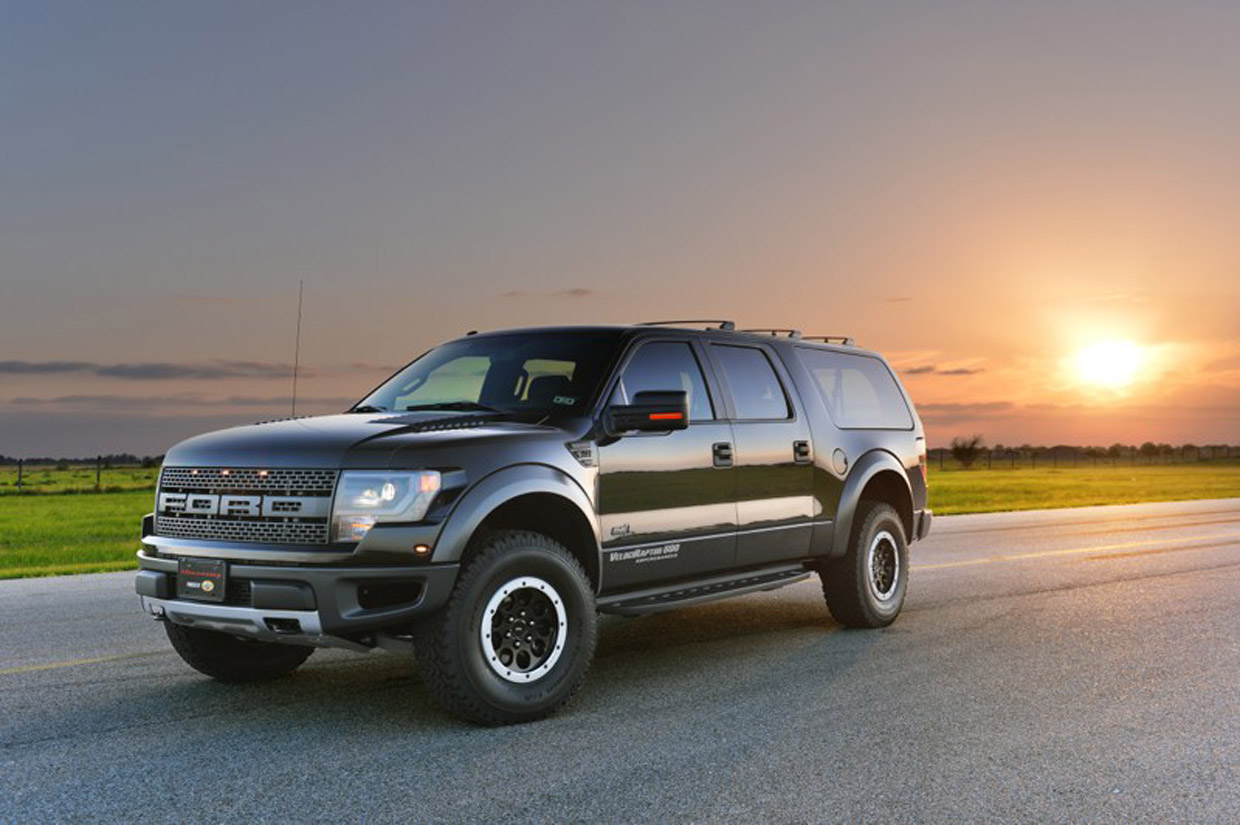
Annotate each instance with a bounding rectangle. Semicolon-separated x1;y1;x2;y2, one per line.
0;459;159;495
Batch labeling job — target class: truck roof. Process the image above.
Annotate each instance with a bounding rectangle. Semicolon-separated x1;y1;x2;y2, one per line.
461;323;877;356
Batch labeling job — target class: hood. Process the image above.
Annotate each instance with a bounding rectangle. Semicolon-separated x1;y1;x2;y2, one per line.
163;412;577;469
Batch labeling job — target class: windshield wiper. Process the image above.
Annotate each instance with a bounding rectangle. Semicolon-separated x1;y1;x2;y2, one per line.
348;404;388;413
399;401;505;413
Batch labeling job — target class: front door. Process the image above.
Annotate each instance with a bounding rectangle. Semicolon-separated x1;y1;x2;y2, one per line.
597;340;737;591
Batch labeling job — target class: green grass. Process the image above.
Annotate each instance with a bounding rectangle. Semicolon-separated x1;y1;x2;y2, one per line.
0;491;153;578
2;463;1238;579
0;466;158;495
929;462;1240;515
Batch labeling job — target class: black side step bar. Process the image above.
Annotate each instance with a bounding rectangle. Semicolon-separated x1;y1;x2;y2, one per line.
597;563;812;617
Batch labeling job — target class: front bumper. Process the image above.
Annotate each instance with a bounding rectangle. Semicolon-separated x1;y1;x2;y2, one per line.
136;549;458;648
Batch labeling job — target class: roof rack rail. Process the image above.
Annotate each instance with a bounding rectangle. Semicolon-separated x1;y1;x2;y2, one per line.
742;328;802;339
637;319;736;331
802;335;856;346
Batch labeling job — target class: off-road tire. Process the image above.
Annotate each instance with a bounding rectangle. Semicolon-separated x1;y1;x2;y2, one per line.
164;622;314;683
819;500;909;628
413;530;597;726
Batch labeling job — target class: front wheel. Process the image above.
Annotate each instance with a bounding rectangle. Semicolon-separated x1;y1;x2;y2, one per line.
818;500;909;628
164;622;314;683
413;530;597;726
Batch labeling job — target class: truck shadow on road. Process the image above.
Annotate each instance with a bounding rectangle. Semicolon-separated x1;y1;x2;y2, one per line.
14;587;881;749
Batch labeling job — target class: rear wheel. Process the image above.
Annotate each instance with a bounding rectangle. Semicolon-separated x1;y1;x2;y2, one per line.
818;500;909;628
164;623;314;683
413;530;596;726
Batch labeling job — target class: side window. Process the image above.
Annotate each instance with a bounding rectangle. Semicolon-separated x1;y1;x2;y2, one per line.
796;349;913;429
611;342;714;422
710;345;790;420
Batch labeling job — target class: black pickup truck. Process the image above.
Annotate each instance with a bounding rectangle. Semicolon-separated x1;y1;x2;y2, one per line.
136;321;931;724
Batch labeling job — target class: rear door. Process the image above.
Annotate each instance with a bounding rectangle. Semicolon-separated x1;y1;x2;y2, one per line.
707;343;815;567
596;339;737;590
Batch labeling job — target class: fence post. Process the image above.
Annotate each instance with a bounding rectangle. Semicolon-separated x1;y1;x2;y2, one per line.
16;459;22;491
939;449;944;471
96;455;102;492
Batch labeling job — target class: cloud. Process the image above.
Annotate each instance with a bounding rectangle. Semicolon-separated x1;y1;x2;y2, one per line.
0;360;396;380
0;361;95;374
901;364;985;376
95;361;293;380
917;402;1016;418
501;288;597;299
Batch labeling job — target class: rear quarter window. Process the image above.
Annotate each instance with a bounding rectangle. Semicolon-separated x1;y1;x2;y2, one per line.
796;349;913;429
710;344;790;420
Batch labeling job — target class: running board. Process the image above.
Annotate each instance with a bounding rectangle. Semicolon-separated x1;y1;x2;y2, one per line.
597;564;812;616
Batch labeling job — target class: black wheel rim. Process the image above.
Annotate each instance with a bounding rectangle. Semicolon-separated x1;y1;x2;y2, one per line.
867;530;900;602
480;577;567;683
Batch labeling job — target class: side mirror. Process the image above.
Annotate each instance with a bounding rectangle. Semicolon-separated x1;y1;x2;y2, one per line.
604;390;689;436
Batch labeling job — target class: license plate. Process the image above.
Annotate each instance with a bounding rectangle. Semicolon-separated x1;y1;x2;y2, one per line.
177;558;226;602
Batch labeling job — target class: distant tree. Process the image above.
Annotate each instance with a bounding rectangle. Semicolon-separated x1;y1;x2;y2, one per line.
1139;442;1159;463
950;435;986;469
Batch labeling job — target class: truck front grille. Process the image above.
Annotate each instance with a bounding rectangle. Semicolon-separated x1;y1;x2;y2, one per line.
154;467;337;546
158;467;337;496
154;516;331;545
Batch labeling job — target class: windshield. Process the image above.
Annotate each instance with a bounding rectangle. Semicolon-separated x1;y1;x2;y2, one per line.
356;331;623;417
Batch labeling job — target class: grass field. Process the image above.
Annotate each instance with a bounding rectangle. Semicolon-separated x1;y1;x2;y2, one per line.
928;462;1240;515
2;463;1238;578
0;491;153;578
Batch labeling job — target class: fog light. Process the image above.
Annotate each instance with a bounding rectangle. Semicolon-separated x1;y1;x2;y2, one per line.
335;516;377;542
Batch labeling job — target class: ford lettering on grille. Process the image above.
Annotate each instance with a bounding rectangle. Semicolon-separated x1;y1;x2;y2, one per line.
154;468;337;545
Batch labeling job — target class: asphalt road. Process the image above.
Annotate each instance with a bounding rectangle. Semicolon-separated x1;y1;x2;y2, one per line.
2;498;1238;823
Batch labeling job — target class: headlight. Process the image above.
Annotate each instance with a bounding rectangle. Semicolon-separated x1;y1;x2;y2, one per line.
332;470;441;543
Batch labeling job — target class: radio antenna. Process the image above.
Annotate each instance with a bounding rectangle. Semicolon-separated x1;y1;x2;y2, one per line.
291;279;304;416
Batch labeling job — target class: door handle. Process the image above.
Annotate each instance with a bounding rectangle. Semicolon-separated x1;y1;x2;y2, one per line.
712;442;734;468
793;440;812;464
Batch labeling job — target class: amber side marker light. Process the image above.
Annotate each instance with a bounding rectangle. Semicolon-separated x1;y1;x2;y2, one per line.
413;544;432;558
649;412;684;421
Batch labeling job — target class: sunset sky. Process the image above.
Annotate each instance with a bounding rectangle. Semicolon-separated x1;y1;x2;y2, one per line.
3;2;1238;456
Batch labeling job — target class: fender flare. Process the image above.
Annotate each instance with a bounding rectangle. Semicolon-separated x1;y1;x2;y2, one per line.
832;449;913;554
430;464;601;566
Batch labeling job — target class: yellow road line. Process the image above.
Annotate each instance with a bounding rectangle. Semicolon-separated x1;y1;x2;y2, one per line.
0;650;169;676
913;531;1240;571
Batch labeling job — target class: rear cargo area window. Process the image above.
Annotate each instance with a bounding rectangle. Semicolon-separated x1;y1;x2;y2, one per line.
797;349;913;429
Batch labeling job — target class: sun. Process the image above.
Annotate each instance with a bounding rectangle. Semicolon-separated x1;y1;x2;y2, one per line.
1073;339;1144;389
